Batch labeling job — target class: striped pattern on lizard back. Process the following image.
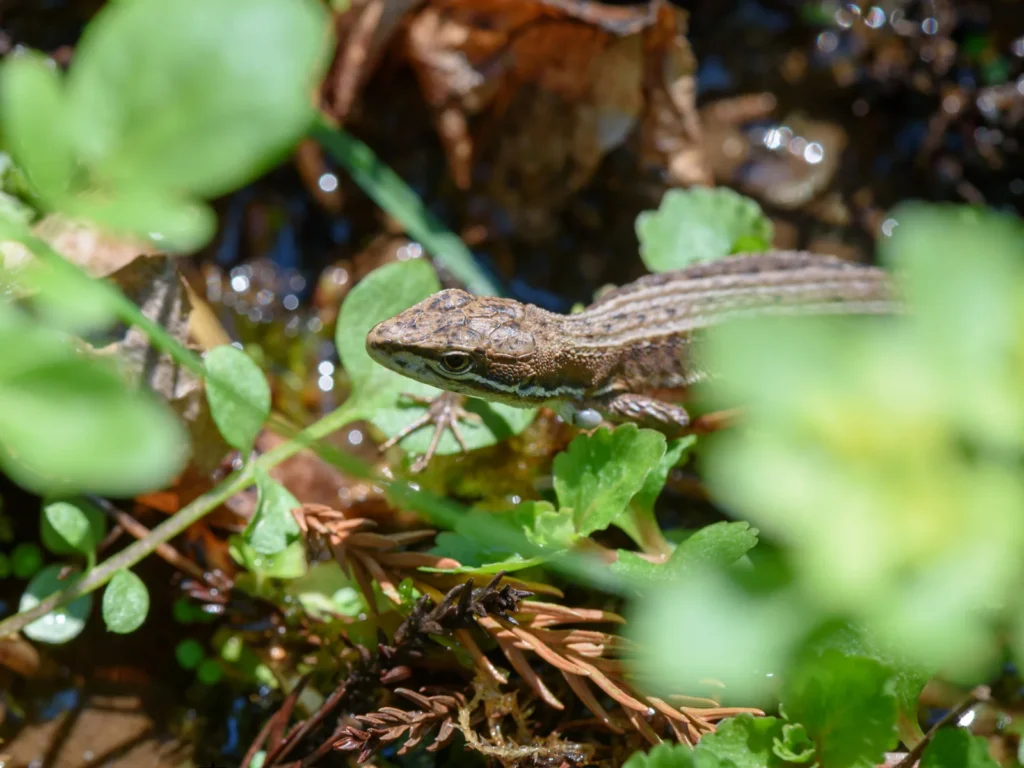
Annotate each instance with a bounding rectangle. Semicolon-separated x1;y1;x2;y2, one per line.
557;251;896;398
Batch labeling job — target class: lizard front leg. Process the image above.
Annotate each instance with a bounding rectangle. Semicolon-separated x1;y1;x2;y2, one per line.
379;391;482;472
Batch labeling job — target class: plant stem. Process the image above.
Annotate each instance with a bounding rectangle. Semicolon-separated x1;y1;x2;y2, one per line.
0;400;364;638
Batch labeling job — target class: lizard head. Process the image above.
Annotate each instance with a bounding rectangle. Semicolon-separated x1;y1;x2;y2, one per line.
366;288;543;404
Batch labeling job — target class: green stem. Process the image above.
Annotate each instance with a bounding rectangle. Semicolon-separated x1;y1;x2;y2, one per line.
311;115;501;298
0;400;364;638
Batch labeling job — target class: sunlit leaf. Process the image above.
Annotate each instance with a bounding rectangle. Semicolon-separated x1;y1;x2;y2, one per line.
102;569;149;634
694;714;788;767
782;651;898;768
622;742;698;768
553;424;665;537
19;565;93;644
636;187;773;272
229;535;307;580
244;470;301;555
40;498;105;556
204;344;271;455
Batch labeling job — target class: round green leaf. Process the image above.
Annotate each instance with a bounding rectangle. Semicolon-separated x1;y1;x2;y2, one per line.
102;569;149;634
204;345;271;454
41;498;106;556
176;638;205;669
11;542;43;579
0;51;74;201
244;470;301;555
19;564;93;644
636;187;774;272
336;259;536;456
66;0;331;198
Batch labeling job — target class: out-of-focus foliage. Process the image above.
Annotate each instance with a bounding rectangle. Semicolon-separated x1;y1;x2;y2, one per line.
0;0;332;251
627;203;1024;763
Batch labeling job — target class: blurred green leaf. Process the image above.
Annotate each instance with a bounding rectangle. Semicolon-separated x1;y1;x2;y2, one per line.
11;542;43;579
553;424;665;538
102;569;149;634
627;569;804;707
694;714;787;767
244;470;301;555
700;204;1024;675
176;638;205;669
782;651;898;768
40;498;105;556
337;258;534;456
66;186;217;253
0;303;190;496
16;255;118;333
0;51;73;201
636;188;773;272
66;0;330;199
19;565;92;644
204;344;271;455
919;728;999;768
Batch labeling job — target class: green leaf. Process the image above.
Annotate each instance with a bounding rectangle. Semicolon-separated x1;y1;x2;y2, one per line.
66;0;331;199
553;424;666;537
229;534;307;580
631;436;696;517
102;569;149;634
11;542;43;579
623;742;698;768
636;188;773;272
695;714;787;767
337;258;534;455
666;522;759;578
19;565;93;644
0;304;190;496
517;501;579;551
0;51;74;201
244;470;301;555
204;344;271;454
802;620;929;748
919;728;998;768
782;651;899;768
773;723;816;763
40;498;106;556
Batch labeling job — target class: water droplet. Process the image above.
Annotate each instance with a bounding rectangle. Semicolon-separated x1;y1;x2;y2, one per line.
318;173;339;193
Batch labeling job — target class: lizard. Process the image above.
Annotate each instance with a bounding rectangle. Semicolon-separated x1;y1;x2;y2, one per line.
365;250;898;469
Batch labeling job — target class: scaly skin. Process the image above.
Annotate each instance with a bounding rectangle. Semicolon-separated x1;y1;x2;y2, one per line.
366;251;898;461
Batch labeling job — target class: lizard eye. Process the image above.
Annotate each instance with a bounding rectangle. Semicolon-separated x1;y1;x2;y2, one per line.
439;352;473;375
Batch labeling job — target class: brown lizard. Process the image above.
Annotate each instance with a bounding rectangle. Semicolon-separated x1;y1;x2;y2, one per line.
365;251;897;468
